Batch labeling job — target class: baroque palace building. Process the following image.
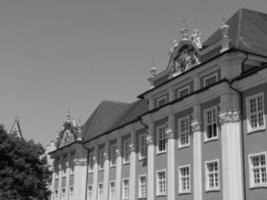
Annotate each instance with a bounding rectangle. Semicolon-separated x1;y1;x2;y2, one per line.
49;8;267;200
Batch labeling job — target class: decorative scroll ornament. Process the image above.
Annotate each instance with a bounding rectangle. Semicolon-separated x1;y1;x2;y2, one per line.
219;111;240;124
146;134;154;145
166;128;175;139
191;120;201;132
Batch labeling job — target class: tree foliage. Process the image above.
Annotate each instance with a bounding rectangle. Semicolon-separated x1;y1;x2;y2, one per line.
0;125;51;200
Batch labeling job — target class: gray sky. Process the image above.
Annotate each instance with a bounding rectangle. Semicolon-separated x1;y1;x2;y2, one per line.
0;0;266;146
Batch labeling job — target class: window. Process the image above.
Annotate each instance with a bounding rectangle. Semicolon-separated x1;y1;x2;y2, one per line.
205;159;220;191
109;181;116;200
139;175;147;198
123;138;131;164
204;106;218;141
88;150;94;173
178;116;190;148
178;165;191;193
110;143;117;167
155;95;168;108
87;185;93;200
98;147;104;170
203;72;218;87
246;93;265;132
177;85;190;98
55;178;59;200
122;179;130;200
98;183;103;200
156;123;168;153
69;186;74;200
69;174;74;200
62;177;67;200
156;170;166;196
249;152;267;188
139;134;147;160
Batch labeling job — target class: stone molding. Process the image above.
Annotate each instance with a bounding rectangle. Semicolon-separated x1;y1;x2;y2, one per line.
166;128;175;139
74;158;87;166
103;151;109;161
191;120;201;132
146;134;154;145
219;110;240;124
116;148;121;157
129;143;135;152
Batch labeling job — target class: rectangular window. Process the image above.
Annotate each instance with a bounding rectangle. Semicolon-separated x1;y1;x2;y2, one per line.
98;147;104;170
249;152;267;188
55;178;59;200
109;181;116;200
155;95;168;108
204;106;218;141
88;150;94;173
122;179;130;200
246;93;265;132
156;170;167;196
69;186;74;200
139;134;147;160
178;116;190;148
139;175;147;198
178;165;191;193
156;123;168;153
177;85;190;98
123;138;131;164
110;143;117;167
203;72;218;87
205;159;220;191
87;185;93;200
61;177;66;200
98;183;103;200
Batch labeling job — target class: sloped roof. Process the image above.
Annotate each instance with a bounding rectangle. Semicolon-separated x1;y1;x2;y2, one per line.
204;8;267;56
82;101;129;140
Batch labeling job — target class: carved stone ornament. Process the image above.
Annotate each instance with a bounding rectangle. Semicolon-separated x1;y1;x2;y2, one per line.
129;143;135;152
74;158;88;166
146;134;154;145
219;111;240;124
166;128;175;139
191;120;201;132
116;148;121;157
103;151;109;161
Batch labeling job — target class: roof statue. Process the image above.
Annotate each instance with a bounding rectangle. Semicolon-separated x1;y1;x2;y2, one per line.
150;58;157;78
180;18;189;41
190;29;202;49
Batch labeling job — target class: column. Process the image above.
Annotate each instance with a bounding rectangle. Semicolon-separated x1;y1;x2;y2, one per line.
147;121;155;200
51;167;56;200
167;114;175;200
65;155;70;200
191;105;202;200
103;142;110;200
74;157;88;200
115;137;122;200
129;129;136;200
58;158;63;200
219;93;243;200
92;147;99;200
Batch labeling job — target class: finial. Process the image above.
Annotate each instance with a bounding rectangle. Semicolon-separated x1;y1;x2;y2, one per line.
77;119;82;141
180;18;189;41
67;107;71;122
220;15;229;38
150;58;157;78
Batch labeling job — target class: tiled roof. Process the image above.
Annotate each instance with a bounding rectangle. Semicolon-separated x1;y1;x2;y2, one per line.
204;8;267;56
82;99;148;141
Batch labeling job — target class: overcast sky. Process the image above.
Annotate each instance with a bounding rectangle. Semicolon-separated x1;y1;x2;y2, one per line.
0;0;266;146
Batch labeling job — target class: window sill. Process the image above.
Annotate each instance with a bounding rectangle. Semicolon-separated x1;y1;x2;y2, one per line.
156;150;167;155
205;188;220;192
178;144;190;150
98;168;104;172
204;137;218;143
247;127;265;135
156;194;167;197
249;184;267;189
110;165;116;168
178;191;191;195
123;161;130;165
139;157;147;161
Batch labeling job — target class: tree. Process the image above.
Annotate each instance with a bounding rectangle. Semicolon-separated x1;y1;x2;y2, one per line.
0;125;51;200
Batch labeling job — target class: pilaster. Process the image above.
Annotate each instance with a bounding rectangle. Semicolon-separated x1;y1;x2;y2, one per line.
51;167;56;200
147;121;155;200
167;114;175;200
103;142;110;200
115;137;122;200
191;105;202;200
58;158;63;200
65;155;70;200
74;157;87;200
219;93;243;200
129;129;136;200
92;147;99;200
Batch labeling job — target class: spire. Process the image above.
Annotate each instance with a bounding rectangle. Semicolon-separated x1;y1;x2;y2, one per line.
66;107;71;122
180;18;189;41
150;58;157;78
76;119;83;141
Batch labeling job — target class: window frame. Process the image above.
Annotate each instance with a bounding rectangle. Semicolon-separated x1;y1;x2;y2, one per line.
177;116;191;149
98;147;105;171
246;92;265;133
205;159;220;192
156;169;167;196
138;174;147;198
203;72;218;87
109;181;116;200
155;95;168;108
178;164;191;194
97;183;104;200
87;184;93;200
122;178;130;200
177;85;190;98
139;133;147;160
110;143;117;167
156;123;168;154
88;150;94;173
123;138;131;164
204;106;219;142
248;151;267;188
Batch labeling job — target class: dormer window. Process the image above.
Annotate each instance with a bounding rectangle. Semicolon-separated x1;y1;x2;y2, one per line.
203;72;218;87
155;95;168;108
